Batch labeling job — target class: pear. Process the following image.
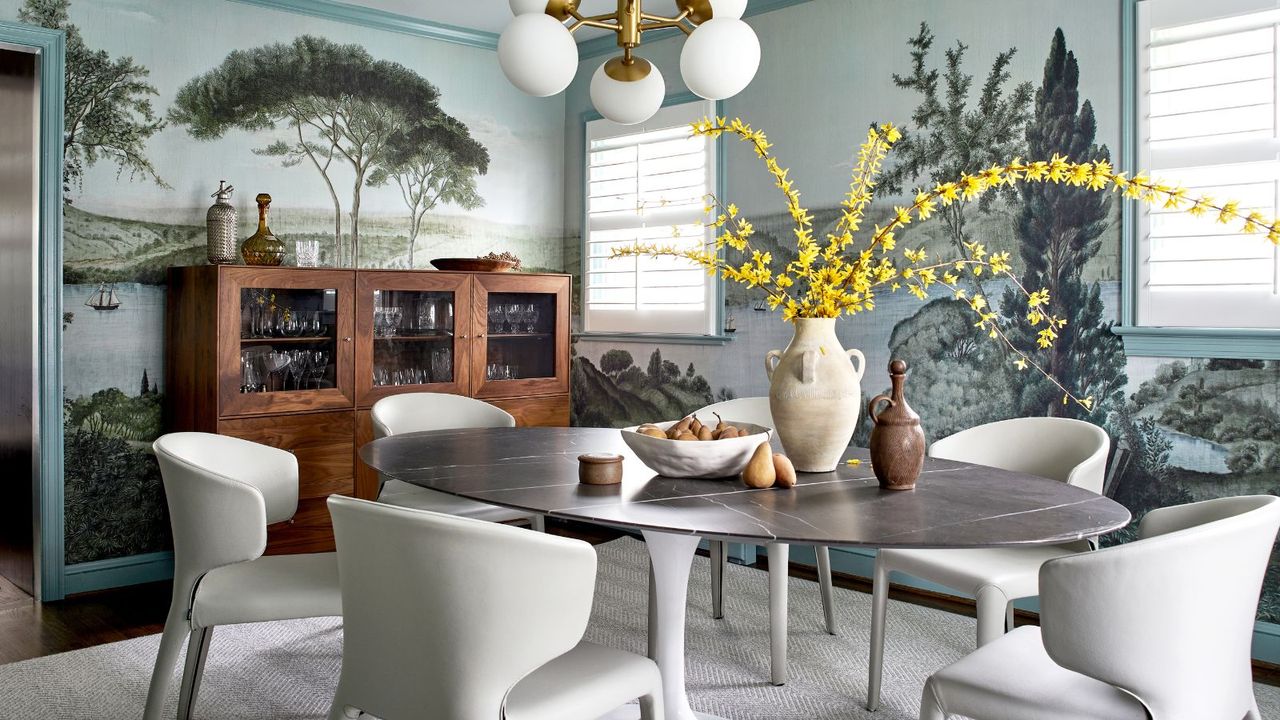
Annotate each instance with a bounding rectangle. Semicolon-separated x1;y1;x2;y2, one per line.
713;412;727;431
637;423;662;433
741;442;776;488
716;427;740;440
690;417;704;435
639;427;667;439
675;431;699;441
773;454;797;488
697;425;714;441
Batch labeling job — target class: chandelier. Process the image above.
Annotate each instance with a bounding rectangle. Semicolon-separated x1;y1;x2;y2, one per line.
499;0;761;125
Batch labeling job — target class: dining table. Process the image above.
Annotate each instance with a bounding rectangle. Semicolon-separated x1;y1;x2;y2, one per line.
359;426;1132;720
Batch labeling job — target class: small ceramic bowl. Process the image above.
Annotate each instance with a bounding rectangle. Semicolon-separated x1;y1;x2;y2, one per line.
620;420;773;479
578;453;624;485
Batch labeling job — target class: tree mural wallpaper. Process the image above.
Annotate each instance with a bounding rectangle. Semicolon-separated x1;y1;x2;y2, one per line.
6;0;565;565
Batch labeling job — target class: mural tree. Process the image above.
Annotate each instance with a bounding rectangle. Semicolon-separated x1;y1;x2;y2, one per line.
368;116;488;266
1000;29;1127;421
880;22;1034;268
19;0;166;194
170;35;488;266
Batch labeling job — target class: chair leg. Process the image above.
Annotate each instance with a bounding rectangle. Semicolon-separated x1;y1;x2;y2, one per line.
1005;601;1016;633
177;626;214;720
326;699;363;720
866;554;890;712
919;678;948;720
815;545;837;635
709;540;725;619
531;514;546;533
143;613;190;720
638;665;665;720
1246;697;1261;720
975;585;1010;647
767;542;789;686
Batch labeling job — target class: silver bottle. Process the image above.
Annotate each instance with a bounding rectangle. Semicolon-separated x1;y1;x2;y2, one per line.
206;181;238;264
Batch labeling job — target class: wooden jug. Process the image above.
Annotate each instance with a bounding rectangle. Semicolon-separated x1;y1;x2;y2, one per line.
867;359;926;490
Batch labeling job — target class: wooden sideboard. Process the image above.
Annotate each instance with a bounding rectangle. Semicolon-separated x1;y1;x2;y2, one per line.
165;266;571;554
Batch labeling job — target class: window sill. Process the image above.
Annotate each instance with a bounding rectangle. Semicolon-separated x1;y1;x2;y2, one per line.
574;331;736;347
1112;325;1280;360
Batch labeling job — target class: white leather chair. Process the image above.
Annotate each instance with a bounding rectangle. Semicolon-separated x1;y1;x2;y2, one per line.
326;495;664;720
867;417;1109;710
145;432;341;720
697;397;837;686
920;495;1280;720
370;392;543;531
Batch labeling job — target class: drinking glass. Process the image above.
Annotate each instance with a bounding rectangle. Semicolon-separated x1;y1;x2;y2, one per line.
295;239;320;267
504;304;520;334
417;301;437;334
439;299;454;332
280;310;303;338
307;311;323;337
287;350;309;390
431;347;452;383
240;355;262;393
524;303;539;333
309;351;329;389
487;304;503;334
385;307;403;337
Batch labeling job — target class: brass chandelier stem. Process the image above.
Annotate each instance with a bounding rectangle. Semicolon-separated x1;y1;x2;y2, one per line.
556;0;703;43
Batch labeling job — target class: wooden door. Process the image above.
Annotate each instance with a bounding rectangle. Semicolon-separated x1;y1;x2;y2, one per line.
217;267;356;417
470;273;570;399
354;270;472;407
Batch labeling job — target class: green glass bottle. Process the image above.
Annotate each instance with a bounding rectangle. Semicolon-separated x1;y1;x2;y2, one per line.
240;193;285;266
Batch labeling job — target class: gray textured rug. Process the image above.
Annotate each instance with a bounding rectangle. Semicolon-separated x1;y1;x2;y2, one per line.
2;536;1277;719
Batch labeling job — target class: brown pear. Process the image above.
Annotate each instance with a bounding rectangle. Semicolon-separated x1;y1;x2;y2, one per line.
741;442;777;488
639;427;667;439
637;423;662;433
716;427;740;440
675;431;698;441
773;454;797;488
673;416;694;434
713;412;727;431
697;425;714;441
690;417;704;435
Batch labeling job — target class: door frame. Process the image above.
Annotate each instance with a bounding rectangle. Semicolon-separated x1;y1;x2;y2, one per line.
0;20;65;601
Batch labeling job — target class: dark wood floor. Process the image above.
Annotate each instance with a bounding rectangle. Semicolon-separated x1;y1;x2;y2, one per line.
3;521;1278;686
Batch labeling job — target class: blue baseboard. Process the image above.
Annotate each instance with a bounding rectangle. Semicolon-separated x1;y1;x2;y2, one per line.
62;551;174;597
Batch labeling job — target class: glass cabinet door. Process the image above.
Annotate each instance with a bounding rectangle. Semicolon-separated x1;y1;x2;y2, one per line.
356;271;471;406
219;268;355;416
472;273;569;398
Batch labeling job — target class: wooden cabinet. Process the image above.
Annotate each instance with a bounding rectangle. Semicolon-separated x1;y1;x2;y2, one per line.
166;265;571;553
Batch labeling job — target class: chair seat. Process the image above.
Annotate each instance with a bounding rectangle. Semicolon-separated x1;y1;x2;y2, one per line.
191;552;341;629
379;480;537;524
881;544;1083;600
503;641;662;720
924;626;1148;720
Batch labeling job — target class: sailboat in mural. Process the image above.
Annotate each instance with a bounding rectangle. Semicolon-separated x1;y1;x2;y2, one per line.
85;282;121;311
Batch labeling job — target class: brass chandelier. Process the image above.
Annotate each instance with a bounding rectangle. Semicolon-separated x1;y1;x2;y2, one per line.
499;0;761;124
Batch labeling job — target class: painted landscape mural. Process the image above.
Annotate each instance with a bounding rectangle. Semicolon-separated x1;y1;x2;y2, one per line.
569;2;1280;622
5;0;566;564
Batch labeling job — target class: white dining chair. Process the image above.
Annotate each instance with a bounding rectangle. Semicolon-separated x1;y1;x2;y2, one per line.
145;432;341;720
370;392;543;531
867;416;1109;710
919;495;1280;720
326;495;664;720
696;397;837;686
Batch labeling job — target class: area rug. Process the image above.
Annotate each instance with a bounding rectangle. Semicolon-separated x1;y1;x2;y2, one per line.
2;536;1277;719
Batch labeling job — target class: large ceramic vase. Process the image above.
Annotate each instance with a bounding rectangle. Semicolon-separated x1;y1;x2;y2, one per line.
765;318;866;472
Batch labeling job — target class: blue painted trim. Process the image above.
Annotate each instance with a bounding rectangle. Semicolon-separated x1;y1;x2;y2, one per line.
0;20;66;602
1113;325;1280;360
63;551;173;597
579;0;816;59
1120;0;1138;328
226;0;501;50
578;92;726;339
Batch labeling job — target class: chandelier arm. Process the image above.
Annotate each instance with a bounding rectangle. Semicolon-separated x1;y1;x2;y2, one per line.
569;17;624;33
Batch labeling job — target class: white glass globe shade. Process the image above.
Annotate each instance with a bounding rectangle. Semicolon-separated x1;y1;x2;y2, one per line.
708;0;747;20
590;59;666;125
680;18;760;100
498;14;578;97
509;0;548;14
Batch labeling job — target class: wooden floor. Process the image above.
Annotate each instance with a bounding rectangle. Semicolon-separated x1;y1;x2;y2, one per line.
2;521;1278;686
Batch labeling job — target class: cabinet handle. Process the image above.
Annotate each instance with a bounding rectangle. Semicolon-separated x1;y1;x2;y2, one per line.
477;333;485;339
343;337;352;342
459;334;469;339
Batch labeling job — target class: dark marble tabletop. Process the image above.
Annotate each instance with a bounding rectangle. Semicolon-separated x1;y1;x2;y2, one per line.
359;427;1131;548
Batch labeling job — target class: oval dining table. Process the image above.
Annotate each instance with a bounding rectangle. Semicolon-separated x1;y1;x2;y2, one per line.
359;426;1131;720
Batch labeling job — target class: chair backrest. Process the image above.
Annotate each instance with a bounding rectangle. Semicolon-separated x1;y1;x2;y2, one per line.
326;495;597;720
927;417;1110;493
152;432;299;613
1039;495;1280;720
370;392;515;439
695;396;774;428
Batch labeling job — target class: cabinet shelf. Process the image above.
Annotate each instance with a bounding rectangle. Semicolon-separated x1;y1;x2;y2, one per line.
240;336;334;344
373;333;454;342
488;332;553;339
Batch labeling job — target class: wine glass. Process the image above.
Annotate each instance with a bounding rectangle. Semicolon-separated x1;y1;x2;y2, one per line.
386;306;403;337
431;347;452;383
309;351;329;389
504;303;520;334
524;303;539;333
439;299;454;332
417;300;437;334
287;350;310;390
487;304;504;334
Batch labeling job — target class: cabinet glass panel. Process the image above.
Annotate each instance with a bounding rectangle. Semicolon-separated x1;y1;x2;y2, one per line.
371;289;456;387
485;292;555;381
239;287;338;393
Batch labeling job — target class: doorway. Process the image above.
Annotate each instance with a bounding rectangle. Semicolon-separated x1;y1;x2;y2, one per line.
0;45;40;599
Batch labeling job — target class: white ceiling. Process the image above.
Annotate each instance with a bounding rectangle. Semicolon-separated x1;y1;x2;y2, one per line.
341;0;628;35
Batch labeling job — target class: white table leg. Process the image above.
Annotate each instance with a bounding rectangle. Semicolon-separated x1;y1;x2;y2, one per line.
767;542;789;686
642;530;710;720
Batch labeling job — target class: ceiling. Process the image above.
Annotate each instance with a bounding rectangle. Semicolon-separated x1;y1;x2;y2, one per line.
339;0;627;36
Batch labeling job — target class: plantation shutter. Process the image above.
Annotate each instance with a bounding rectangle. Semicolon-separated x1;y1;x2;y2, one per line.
1137;0;1280;328
584;100;717;335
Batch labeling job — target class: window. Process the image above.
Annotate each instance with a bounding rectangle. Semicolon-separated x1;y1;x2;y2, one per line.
583;100;718;336
1135;0;1280;330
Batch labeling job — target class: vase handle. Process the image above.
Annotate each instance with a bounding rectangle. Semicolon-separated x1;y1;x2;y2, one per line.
847;348;866;383
867;393;895;424
765;350;782;380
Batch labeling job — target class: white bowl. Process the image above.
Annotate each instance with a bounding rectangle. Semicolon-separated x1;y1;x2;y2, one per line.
620;420;773;478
